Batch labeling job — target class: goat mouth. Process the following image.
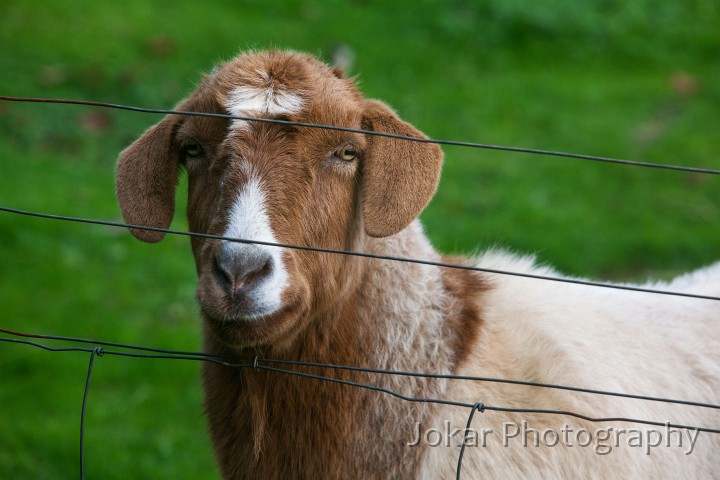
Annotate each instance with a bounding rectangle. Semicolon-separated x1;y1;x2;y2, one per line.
196;275;283;324
202;294;306;347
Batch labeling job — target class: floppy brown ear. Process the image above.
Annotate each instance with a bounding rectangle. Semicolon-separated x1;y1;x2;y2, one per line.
360;100;443;238
116;114;181;243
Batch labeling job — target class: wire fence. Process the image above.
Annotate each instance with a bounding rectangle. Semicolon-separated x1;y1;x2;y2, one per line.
1;95;719;479
3;95;720;176
2;329;720;480
2;205;719;302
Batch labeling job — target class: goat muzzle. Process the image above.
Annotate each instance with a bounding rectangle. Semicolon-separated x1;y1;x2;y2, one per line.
212;244;274;298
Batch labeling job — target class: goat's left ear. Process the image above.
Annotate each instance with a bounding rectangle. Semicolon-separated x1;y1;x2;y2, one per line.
116;114;181;243
360;100;443;238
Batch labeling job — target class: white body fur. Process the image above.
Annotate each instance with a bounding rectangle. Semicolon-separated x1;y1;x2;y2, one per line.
401;240;720;478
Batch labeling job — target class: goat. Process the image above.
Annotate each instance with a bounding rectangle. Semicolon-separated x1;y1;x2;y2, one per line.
116;50;720;479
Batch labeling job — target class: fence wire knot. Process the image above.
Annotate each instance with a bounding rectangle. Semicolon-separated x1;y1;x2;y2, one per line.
456;401;486;480
252;356;259;370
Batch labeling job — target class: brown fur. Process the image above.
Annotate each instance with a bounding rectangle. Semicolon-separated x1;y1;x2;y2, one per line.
360;100;443;238
440;257;488;368
116;50;484;479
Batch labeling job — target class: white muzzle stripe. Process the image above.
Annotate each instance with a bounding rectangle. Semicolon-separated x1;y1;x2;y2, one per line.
223;177;289;317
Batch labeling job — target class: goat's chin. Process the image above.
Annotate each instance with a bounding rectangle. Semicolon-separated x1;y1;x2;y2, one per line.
195;267;312;348
200;294;308;349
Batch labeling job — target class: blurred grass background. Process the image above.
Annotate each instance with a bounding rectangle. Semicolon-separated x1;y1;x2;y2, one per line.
0;0;718;478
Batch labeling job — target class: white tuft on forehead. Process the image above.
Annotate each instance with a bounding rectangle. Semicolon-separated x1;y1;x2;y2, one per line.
225;72;304;130
227;85;304;116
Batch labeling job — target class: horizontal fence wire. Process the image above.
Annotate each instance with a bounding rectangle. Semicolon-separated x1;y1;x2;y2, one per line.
2;95;720;175
1;94;719;477
2;327;718;411
1;205;719;303
2;330;720;479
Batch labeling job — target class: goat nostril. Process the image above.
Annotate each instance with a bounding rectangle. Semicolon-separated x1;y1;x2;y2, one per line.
212;251;273;295
212;255;233;288
238;257;273;292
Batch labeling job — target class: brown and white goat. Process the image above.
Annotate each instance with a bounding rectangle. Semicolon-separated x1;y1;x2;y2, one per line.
116;50;720;479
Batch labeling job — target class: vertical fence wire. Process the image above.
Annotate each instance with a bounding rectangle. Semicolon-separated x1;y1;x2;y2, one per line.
80;347;103;480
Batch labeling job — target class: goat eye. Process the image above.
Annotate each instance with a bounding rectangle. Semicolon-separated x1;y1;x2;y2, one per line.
182;143;204;160
336;144;357;162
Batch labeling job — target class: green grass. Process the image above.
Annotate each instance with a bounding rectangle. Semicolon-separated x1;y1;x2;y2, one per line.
1;0;718;478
